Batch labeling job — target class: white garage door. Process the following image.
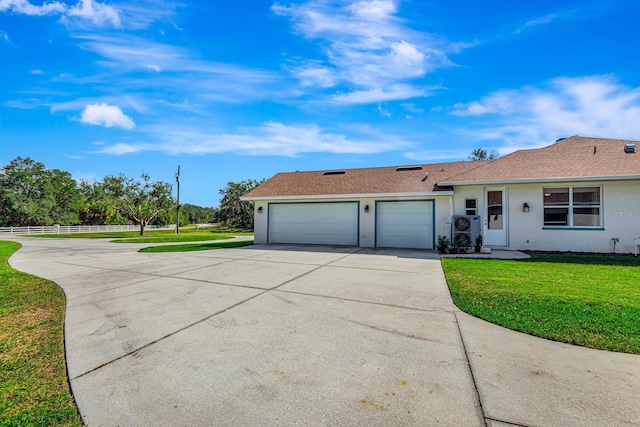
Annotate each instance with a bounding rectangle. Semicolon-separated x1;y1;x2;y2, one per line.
269;203;359;246
376;201;434;249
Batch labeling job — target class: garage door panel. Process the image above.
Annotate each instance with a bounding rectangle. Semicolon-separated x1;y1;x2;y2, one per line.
376;201;433;249
269;203;358;246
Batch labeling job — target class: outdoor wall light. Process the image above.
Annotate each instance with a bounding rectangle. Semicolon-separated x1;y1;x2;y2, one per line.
257;206;263;214
523;203;530;213
364;205;369;213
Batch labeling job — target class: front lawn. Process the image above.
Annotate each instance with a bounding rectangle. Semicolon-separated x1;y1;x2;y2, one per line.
442;253;640;354
0;241;83;426
26;226;253;243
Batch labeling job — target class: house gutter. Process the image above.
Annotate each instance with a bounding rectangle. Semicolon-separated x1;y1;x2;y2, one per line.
438;174;640;186
240;191;454;201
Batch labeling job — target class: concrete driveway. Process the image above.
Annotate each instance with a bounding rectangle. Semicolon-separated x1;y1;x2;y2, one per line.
8;238;640;426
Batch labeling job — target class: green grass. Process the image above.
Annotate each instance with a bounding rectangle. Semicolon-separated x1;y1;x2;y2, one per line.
442;253;640;354
0;241;83;426
26;226;253;243
112;233;250;244
139;240;254;253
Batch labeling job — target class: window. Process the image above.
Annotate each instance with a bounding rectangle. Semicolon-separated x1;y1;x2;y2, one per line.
543;187;601;227
487;191;503;229
465;199;477;216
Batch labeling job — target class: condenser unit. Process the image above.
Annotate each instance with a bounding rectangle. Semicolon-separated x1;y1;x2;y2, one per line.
452;215;482;247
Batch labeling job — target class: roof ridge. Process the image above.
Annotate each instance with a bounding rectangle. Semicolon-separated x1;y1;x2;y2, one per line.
273;159;479;175
556;135;640;144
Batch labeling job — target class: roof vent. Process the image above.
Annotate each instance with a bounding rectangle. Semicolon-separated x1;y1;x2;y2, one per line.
323;170;345;176
396;166;422;172
624;144;636;153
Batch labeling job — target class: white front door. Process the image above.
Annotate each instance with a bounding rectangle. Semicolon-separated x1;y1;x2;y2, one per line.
484;188;508;246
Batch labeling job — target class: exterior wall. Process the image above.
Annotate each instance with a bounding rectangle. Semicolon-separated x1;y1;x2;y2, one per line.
252;195;452;248
452;180;640;253
253;202;269;244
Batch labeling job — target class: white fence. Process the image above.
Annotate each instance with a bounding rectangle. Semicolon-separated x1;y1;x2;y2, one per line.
0;224;173;235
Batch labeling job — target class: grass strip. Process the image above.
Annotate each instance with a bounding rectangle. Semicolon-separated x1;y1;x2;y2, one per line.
0;241;83;426
139;240;254;253
111;233;245;243
442;254;640;354
25;227;253;241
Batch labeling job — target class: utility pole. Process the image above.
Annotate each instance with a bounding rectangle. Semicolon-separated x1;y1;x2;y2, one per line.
175;165;180;234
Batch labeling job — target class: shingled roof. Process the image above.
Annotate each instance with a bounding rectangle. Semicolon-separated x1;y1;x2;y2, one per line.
440;136;639;184
243;136;639;199
242;160;486;198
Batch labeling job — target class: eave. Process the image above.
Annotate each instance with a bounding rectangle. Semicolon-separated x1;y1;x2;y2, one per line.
438;174;640;186
240;191;454;201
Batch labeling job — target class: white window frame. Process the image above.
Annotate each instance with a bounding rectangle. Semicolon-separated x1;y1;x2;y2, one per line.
543;186;602;228
465;198;478;216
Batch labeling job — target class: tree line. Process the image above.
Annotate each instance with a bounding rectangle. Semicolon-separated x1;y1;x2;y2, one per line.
0;157;261;233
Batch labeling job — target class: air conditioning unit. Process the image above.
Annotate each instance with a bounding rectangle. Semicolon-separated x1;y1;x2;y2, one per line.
452;215;482;247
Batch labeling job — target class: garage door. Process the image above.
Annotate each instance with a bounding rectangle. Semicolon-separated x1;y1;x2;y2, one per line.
376;201;434;249
269;203;359;246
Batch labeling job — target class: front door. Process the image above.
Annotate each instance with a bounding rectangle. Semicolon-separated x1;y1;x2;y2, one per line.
484;188;507;246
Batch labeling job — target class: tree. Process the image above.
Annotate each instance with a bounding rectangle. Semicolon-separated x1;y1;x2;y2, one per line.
46;169;83;225
179;204;218;225
78;179;127;225
116;173;174;235
468;148;499;161
218;179;264;229
0;157;49;226
0;157;81;226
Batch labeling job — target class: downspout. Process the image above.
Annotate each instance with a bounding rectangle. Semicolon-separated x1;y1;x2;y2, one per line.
447;194;454;240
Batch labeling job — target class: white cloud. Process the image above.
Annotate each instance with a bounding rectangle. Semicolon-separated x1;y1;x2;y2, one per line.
0;0;120;27
513;3;613;35
66;0;120;27
450;75;640;151
274;0;457;104
0;0;66;16
377;104;391;118
75;34;279;103
388;40;426;77
0;30;10;43
113;0;178;30
401;103;423;114
348;0;396;20
97;122;412;156
289;61;335;88
97;142;139;154
80;103;135;129
331;84;434;104
405;149;473;161
452;101;498;116
514;12;562;34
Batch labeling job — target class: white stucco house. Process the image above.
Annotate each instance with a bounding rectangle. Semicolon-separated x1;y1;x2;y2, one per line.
241;136;640;254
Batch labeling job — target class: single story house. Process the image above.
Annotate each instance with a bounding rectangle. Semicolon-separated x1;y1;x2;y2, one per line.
241;136;640;254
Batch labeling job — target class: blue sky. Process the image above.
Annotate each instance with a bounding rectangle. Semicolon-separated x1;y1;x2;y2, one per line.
1;0;639;206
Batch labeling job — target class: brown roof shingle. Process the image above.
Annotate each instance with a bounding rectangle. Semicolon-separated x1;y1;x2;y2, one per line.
243;136;639;199
441;136;639;184
243;160;486;198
